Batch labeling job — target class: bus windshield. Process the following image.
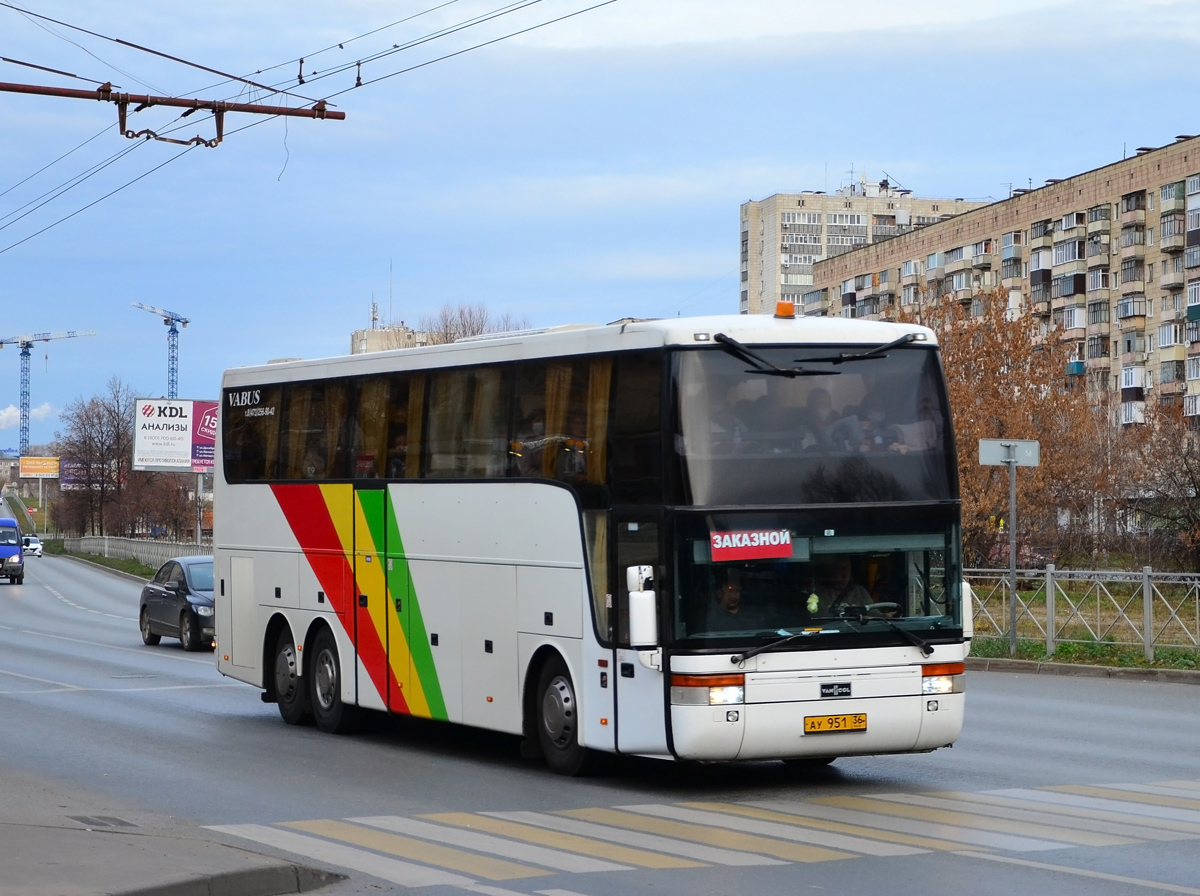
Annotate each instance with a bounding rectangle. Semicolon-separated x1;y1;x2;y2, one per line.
674;345;954;506
672;511;962;645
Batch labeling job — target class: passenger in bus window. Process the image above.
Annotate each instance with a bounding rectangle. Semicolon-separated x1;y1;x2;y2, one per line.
708;567;762;630
387;427;408;478
556;410;588;481
514;409;547;477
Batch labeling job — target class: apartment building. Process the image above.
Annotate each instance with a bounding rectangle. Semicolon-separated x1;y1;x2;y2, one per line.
801;136;1200;425
740;181;986;315
350;321;429;354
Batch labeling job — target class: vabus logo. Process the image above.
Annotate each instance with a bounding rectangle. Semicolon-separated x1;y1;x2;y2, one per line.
141;404;155;417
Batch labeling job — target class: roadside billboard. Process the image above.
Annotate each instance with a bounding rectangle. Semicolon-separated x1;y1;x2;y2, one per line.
132;399;218;473
19;456;60;479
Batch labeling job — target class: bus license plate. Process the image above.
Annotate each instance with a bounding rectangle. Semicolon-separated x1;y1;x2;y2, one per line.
804;713;867;734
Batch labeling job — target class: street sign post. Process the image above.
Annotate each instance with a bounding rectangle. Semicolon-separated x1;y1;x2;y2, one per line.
979;439;1041;655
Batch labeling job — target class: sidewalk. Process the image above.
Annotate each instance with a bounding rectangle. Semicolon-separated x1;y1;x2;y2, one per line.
966;654;1200;684
0;768;340;896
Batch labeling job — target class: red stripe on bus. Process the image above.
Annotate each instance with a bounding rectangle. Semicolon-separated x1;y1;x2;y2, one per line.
269;484;408;713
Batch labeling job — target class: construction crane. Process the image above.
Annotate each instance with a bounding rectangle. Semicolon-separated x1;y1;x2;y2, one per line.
132;303;189;400
0;330;96;455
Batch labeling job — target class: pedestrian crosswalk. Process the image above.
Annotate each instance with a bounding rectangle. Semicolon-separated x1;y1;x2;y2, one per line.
206;778;1200;893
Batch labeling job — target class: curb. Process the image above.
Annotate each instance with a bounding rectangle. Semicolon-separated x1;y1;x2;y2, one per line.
966;655;1200;685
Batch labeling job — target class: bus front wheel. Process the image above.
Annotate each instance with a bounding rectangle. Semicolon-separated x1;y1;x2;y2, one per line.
310;628;358;734
273;629;311;725
536;656;596;776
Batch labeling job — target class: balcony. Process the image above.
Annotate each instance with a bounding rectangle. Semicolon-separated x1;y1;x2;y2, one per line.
1087;356;1112;372
1120;242;1146;260
1121;208;1146;226
1120;277;1146;295
1053;259;1087;276
1162;233;1186;253
1029;233;1054;250
1032;299;1051;316
945;258;968;274
1087;321;1111;337
972;253;994;270
1066;360;1086;376
1087;217;1111;235
1161;269;1186;290
1001;244;1023;261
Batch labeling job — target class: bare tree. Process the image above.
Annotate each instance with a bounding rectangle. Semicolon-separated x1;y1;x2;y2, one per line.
52;377;138;536
419;302;531;346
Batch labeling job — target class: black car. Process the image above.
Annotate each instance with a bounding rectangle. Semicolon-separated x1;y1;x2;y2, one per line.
139;556;214;651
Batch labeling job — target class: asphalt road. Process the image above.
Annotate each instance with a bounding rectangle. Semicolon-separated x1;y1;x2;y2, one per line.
2;555;1199;896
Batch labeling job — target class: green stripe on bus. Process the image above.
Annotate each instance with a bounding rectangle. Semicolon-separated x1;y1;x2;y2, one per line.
385;495;448;721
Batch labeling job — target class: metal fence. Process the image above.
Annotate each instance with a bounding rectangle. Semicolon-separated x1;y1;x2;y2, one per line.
967;566;1200;661
63;536;212;570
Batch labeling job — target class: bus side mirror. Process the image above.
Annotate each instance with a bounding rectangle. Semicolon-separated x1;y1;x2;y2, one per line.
626;565;658;648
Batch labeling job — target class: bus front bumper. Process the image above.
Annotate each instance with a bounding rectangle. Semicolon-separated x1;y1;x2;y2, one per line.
671;689;963;761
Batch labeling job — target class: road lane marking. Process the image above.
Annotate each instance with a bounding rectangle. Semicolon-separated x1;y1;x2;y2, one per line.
351;816;635;873
43;583;136;620
535;890;594;896
992;788;1200;828
1160;780;1200;793
742;798;1062;851
1101;783;1200;800
928;791;1195;840
856;793;1135;846
3;627;214;665
955;850;1200;895
206;824;478;888
681;801;971;852
894;792;1177;841
564;807;852;863
422;813;682;870
0;668;83;690
486;811;784;866
1050;784;1200;812
623;803;925;856
284;820;549;880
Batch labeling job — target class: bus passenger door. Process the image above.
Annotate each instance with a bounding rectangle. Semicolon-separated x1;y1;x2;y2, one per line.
614;516;669;756
353;488;410;713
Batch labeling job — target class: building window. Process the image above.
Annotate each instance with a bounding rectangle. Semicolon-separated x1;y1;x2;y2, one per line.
1120;191;1147;214
1087;335;1109;359
1120;258;1145;283
1087;267;1111;291
1188;246;1200;269
902;259;921;277
1002;258;1022;280
1189;280;1200;307
1088;204;1112;223
1054;239;1085;265
1059;212;1085;230
1002;230;1024;248
1031;219;1052;239
1120;225;1146;248
1088;301;1109;324
901;284;918;306
1159;323;1185;347
945;246;965;263
1187;175;1200;196
1116;296;1147;319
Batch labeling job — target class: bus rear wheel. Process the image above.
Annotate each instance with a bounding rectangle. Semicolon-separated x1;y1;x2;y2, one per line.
273;628;311;725
536;655;599;776
310;628;358;734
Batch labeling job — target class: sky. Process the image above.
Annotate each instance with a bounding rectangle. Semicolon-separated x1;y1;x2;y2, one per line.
1;0;1199;450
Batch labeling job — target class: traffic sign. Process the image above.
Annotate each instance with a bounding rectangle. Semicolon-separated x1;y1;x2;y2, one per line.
979;439;1040;467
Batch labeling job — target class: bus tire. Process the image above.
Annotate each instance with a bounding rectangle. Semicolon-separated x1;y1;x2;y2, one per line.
310;627;358;734
536;655;595;776
273;628;311;725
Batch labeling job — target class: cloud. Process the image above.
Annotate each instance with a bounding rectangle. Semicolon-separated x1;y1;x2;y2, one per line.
0;404;55;430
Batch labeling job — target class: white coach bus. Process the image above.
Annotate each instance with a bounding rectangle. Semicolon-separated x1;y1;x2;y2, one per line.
214;308;968;774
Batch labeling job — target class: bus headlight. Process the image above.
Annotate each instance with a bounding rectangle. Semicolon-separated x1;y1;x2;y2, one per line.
921;662;965;695
670;673;745;706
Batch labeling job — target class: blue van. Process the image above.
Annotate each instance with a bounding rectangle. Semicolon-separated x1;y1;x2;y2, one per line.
0;517;24;584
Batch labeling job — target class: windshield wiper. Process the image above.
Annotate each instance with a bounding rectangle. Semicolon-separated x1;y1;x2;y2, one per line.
851;615;934;657
714;333;837;378
798;332;925;365
730;628;837;665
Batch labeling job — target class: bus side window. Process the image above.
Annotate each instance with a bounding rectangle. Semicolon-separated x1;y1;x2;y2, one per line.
612;352;663;504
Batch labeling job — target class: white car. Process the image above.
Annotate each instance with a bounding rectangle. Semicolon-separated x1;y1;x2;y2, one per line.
22;535;42;557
